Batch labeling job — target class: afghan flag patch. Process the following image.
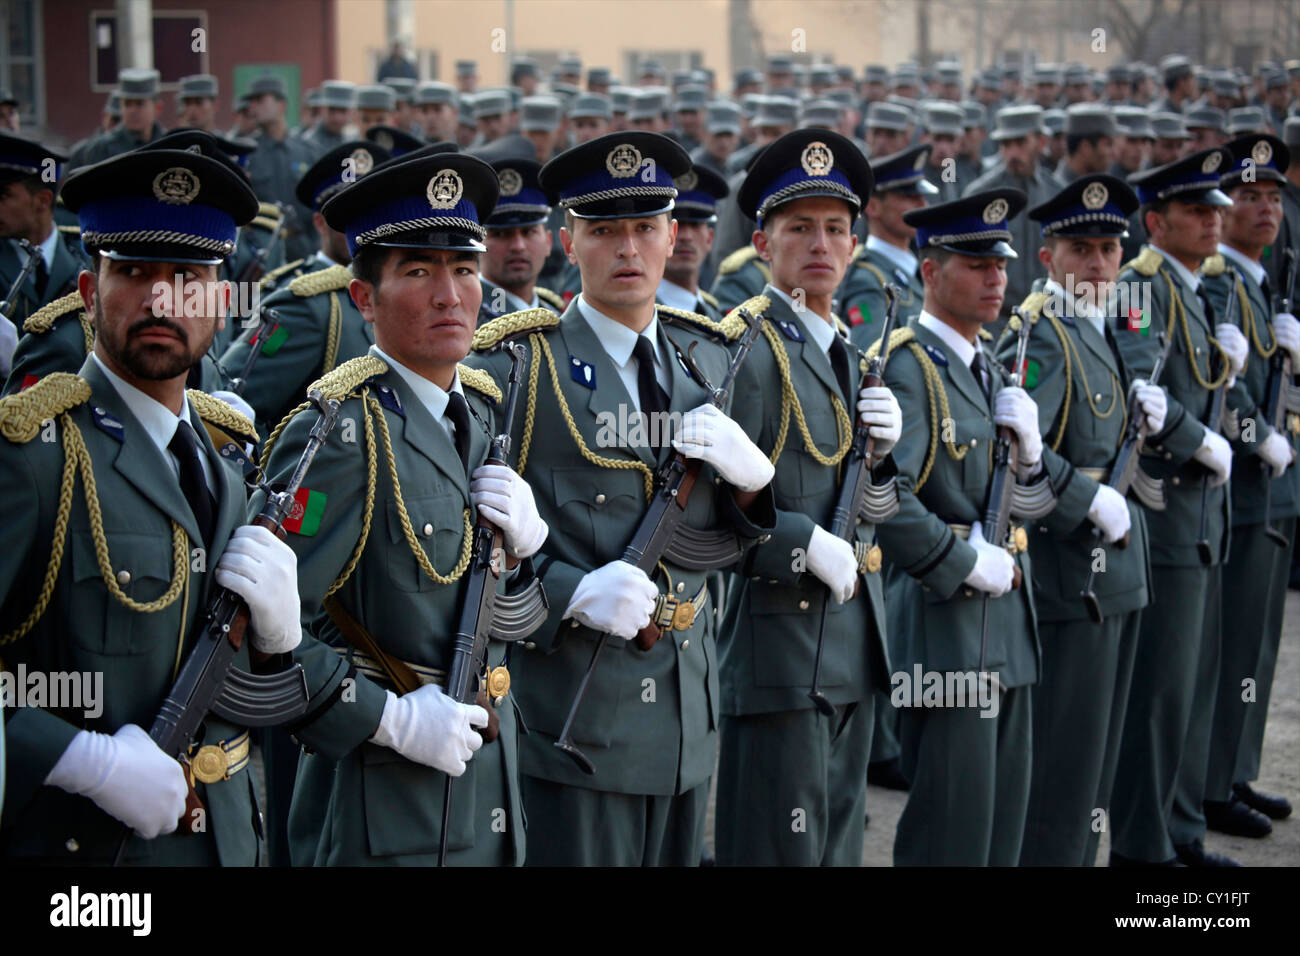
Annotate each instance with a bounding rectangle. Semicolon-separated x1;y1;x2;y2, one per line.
1126;307;1149;336
283;487;326;536
1024;358;1040;389
848;300;871;326
259;322;290;356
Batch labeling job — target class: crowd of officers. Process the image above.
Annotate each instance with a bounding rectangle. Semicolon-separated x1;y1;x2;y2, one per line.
0;45;1297;866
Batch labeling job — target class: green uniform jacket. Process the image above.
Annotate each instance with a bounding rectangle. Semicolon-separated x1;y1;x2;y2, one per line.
1200;255;1300;524
1111;248;1231;566
654;290;724;323
0;234;85;329
219;264;370;437
719;288;891;715
710;247;772;316
73;123;167;168
0;359;263;864
876;320;1044;686
256;356;525;865
837;244;925;351
996;284;1152;622
476;278;566;327
467;302;775;797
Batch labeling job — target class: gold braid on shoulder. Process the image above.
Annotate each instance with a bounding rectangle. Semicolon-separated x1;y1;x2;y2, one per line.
1234;273;1275;359
1164;272;1232;389
759;320;852;469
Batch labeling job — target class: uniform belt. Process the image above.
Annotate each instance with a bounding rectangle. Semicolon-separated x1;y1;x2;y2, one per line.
854;540;884;574
187;730;251;785
1078;466;1108;481
652;581;710;631
332;645;447;689
948;521;1029;554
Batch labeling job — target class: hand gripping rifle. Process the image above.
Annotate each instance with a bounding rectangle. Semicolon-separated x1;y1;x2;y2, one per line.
1080;331;1174;623
0;239;42;323
1195;277;1238;565
111;389;340;865
807;284;901;716
1258;247;1298;549
438;340;548;866
977;306;1031;673
553;303;767;776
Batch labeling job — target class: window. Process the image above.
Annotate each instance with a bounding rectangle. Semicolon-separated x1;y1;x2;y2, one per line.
89;9;209;92
1;0;42;126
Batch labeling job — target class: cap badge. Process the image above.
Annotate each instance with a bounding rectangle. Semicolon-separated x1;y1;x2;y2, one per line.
606;143;643;179
675;169;698;191
1201;151;1222;174
349;149;374;176
1252;140;1273;166
1081;181;1108;210
427;169;464;210
152;167;201;205
801;141;834;176
914;152;927;170
373;131;394;152
982;197;1009;224
498;168;523;196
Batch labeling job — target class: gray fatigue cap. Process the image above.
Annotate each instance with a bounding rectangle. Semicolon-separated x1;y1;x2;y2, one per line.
1151;112;1191;140
800;99;844;129
734;69;763;89
106;92;122;118
559;56;583;75
1227;107;1270;135
356;85;396;112
568;93;612;120
1064;62;1091;85
1284;116;1300;149
671;70;696;90
1106;64;1131;85
627;89;668;121
706;101;742;134
519;95;561;131
1113;105;1155;139
383;77;416;103
320;80;358;109
247;74;287;100
178;74;218;99
961;100;987;128
754;95;799;128
1033;63;1063;85
674;85;708;112
1065;103;1117;137
118;68;161;98
587;67;612;87
823;89;856;109
863;65;890;84
551;83;581;106
304;88;322;109
415;81;456;107
473;89;511;119
936;62;963;86
1185;106;1226;132
923;101;965;136
1042;108;1066;135
456;60;477;78
1161;54;1194;83
767;55;795;75
809;65;837;87
867;101;912;131
991;104;1046;140
610;87;634;113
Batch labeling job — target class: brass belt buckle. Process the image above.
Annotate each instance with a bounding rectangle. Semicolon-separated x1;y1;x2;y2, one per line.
854;541;883;574
191;744;229;785
1005;525;1029;555
485;666;511;705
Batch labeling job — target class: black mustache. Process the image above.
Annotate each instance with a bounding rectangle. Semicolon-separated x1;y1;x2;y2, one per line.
128;317;189;343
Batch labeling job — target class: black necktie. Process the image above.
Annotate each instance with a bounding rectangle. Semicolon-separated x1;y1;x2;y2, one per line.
446;391;474;472
970;350;991;404
32;253;48;299
1260;274;1272;305
169;420;216;549
634;334;669;417
1196;287;1217;323
829;337;854;405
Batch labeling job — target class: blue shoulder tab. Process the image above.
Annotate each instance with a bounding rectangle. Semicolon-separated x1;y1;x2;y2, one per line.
921;343;949;367
374;382;405;417
569;354;596;389
90;404;125;442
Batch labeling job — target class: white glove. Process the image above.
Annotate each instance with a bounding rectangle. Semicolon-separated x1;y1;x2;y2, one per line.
1258;430;1294;478
209;389;256;424
371;685;488;777
994;386;1044;470
564;560;658;639
806;524;858;604
1215;323;1248;377
1130;379;1167;435
0;313;17;379
963;520;1015;597
470;463;548;558
1087;484;1132;543
1273;312;1300;367
671;403;774;492
856;385;902;458
213;524;303;654
1193;426;1233;488
45;725;187;838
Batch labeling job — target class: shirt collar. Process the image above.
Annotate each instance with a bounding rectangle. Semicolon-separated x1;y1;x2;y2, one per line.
656;278;700;314
865;234;917;278
369;344;464;425
90;352;194;460
483;278;537;313
918;310;978;367
1149;243;1201;293
315;250;342;269
1043;276;1106;334
14;226;58;270
576;293;663;371
768;285;838;352
1217;243;1266;288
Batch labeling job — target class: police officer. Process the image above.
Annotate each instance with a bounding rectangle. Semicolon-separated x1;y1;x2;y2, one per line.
74;69;168;168
1000;174;1163;865
477;157;565;324
0;146;300;865
714;129;902;865
245;76;318;263
657;164;728;320
1109;147;1245;867
467;131;776;866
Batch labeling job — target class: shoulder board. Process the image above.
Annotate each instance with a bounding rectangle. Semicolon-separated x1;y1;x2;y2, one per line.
864;325;917;361
849;244;865;263
657;304;739;341
535;286;566;310
307;354;389;402
457;364;503;404
1018;291;1049;323
699;289;720;309
22;291;84;335
0;372;91;443
833;314;850;336
187;390;259;444
1123;246;1163;278
259;257;309;289
289;263;352;297
472;307;561;352
255;201;283;223
718;245;759;275
1199;253;1226;278
57;224;81;237
978;327;994;341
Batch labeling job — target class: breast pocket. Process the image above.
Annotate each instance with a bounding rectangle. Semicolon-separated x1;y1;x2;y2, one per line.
385;491;468;592
961;433;992;497
550;467;643;553
70;529;181;655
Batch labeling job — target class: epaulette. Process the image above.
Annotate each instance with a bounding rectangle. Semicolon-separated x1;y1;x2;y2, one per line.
1199;253;1226;278
978;327;994;341
289;263;352;297
259;257;309;289
249;201;284;233
699;289;720;310
849;244;865;263
457;364;503;403
1124;246;1164;277
834;314;850;337
720;294;772;339
657;304;741;341
1018;291;1049;323
0;372;90;443
718;245;760;275
536;286;566;310
187;390;259;445
22;291;84;335
307;354;389;402
472;307;561;352
865;326;917;361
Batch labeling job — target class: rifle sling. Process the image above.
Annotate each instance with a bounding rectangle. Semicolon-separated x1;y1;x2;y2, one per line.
322;594;419;696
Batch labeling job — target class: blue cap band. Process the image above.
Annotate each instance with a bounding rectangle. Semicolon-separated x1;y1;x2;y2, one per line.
1134;168;1223;203
915;210;1011;249
1039;201;1130;236
556;161;677;208
344;193;483;256
78;195;238;257
755;164;859;226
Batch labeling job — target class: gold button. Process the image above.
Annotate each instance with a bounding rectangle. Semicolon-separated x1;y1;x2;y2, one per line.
65;838;79;853
116;569;131;586
570;619;580;628
595;493;606;504
964;587;974;597
970;438;978;447
422;523;433;537
681;640;690;650
676;581;685;593
798;599;810;610
1172;476;1181;486
1094;393;1103;402
524;641;536;650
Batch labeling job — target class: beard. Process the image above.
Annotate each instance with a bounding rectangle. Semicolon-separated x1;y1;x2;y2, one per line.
95;297;214;381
